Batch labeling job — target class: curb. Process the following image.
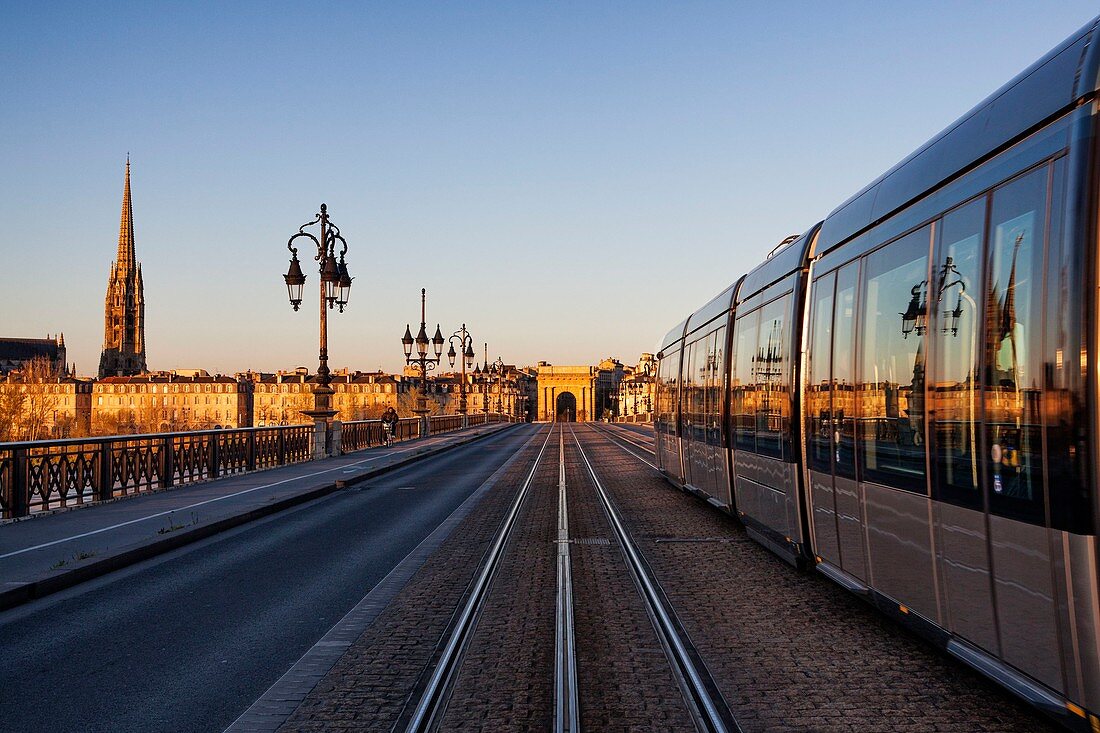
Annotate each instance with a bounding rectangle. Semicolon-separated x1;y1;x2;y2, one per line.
0;423;520;612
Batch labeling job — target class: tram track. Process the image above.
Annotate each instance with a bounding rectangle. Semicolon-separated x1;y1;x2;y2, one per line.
554;425;580;733
399;421;738;732
588;421;658;468
401;423;556;733
570;424;740;733
595;422;656;455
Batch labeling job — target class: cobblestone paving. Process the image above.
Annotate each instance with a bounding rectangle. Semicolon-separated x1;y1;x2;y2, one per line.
565;427;698;732
578;425;1058;733
436;427;559;730
277;427;550;732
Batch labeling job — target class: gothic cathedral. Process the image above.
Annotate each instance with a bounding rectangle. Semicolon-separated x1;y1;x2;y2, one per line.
98;158;148;378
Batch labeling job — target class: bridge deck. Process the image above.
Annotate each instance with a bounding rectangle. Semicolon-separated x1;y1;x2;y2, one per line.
0;423;510;610
0;422;1061;732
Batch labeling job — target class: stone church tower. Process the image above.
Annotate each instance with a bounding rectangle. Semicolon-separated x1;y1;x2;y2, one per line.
98;158;148;378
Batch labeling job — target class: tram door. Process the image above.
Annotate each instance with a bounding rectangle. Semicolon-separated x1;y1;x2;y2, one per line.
805;263;867;581
928;197;1000;656
978;168;1062;690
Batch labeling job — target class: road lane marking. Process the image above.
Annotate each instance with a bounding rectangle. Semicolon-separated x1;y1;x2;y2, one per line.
0;446;420;560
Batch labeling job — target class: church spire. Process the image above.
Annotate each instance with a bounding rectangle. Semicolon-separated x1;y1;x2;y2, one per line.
117;155;135;272
99;156;148;378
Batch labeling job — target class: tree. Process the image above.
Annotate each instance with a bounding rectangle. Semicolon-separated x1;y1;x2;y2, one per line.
398;386;442;417
1;356;61;441
0;389;25;442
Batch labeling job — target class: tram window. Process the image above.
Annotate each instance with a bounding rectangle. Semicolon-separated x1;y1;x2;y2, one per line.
682;342;695;437
754;295;790;459
708;327;726;447
833;262;859;480
806;274;835;473
1044;158;1090;533
931;199;985;507
985;167;1047;523
657;349;680;436
731;309;759;452
857;226;931;493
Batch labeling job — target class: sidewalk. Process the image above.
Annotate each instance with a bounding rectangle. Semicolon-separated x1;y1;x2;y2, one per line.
0;422;515;611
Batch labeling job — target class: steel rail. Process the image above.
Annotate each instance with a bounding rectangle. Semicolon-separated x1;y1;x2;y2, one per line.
587;422;658;469
554;425;580;733
570;426;740;733
403;423;556;732
600;423;656;455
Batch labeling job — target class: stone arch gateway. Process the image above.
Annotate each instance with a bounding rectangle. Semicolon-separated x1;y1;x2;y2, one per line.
536;364;597;422
555;391;578;421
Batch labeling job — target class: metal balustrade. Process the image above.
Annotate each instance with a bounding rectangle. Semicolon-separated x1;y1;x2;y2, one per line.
0;424;315;519
1;414;519;519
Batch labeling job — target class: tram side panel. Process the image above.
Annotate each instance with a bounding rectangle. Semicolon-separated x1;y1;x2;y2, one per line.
805;114;1095;712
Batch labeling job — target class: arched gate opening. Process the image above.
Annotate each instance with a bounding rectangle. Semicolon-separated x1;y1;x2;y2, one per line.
555;392;577;422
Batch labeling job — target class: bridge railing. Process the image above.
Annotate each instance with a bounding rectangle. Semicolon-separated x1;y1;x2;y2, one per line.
1;413;520;519
0;424;315;519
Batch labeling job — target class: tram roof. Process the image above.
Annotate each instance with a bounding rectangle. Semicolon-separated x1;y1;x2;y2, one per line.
736;227;816;305
817;15;1100;256
684;280;739;338
657;317;689;355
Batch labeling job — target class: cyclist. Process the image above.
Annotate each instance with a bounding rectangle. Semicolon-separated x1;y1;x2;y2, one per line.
381;407;399;447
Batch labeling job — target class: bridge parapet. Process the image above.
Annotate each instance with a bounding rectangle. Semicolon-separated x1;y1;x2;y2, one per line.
0;413;518;519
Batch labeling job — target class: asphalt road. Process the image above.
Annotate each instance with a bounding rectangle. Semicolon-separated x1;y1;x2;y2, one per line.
0;423;539;733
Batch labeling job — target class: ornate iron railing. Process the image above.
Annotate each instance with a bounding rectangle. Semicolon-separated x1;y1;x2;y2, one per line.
0;424;314;519
341;412;514;453
1;414;519;519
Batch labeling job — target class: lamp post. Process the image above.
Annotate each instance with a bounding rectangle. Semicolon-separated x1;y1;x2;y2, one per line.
477;343;505;414
402;289;444;431
282;203;352;429
447;324;476;426
487;353;505;414
641;359;654;417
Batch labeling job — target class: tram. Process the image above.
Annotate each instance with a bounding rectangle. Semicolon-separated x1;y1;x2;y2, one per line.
654;15;1100;730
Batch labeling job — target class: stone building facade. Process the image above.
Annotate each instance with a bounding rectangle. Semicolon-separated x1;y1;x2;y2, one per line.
0;373;93;441
615;353;657;418
99;158;148;378
92;373;252;434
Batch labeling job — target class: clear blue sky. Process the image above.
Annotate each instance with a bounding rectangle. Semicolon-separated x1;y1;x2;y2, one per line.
2;2;1096;375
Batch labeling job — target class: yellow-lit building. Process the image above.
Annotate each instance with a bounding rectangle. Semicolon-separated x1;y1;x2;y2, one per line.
92;372;253;434
0;373;93;440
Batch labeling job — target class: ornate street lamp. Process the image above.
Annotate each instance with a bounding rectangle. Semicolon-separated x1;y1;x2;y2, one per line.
487;352;505;413
447;324;475;420
900;280;929;339
283;203;351;420
938;257;966;337
402;288;444;418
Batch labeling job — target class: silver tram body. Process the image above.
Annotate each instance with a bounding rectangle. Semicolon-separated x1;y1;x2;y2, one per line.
654;16;1100;729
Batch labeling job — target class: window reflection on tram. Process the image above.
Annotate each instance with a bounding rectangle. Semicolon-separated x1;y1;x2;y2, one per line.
931;199;984;506
731;294;792;460
731;312;758;452
806;275;834;473
753;297;790;459
857;226;930;493
984;168;1047;514
833;265;858;479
